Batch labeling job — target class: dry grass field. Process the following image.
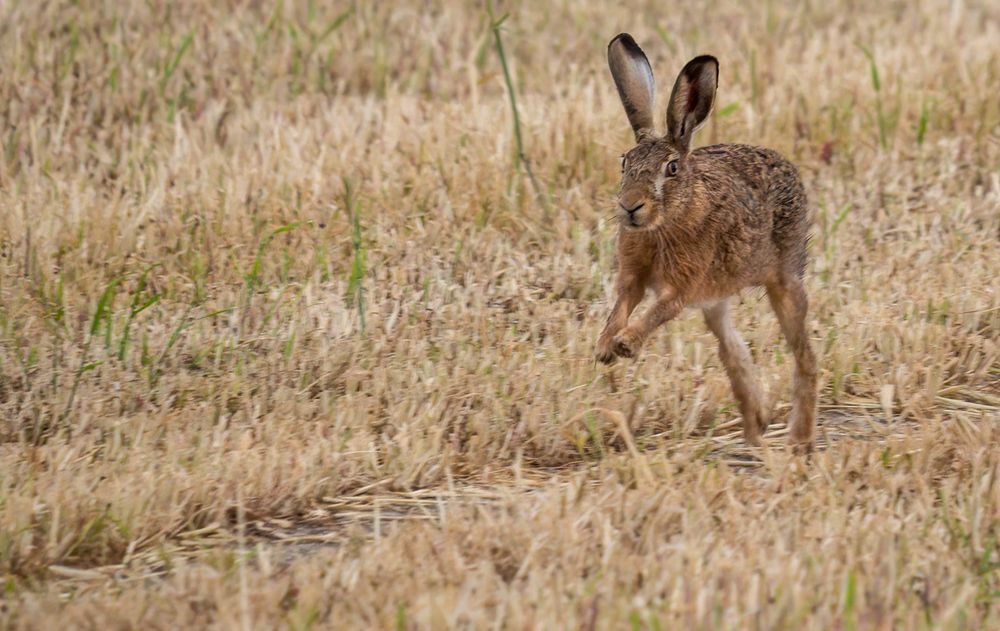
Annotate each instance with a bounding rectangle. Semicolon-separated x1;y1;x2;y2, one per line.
1;0;999;628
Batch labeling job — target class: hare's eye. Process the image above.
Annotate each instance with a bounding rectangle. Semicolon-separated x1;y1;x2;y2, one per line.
665;160;679;177
620;155;626;172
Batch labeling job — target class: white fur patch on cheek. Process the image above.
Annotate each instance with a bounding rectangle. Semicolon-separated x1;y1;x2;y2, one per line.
653;173;665;199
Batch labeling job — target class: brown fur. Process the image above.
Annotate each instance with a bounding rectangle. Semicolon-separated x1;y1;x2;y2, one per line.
597;34;818;452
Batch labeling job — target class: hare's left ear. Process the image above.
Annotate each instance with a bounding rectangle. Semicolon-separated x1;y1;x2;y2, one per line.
665;55;718;153
608;33;656;140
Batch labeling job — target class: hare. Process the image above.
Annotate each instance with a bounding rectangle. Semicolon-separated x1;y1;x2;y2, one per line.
595;33;818;452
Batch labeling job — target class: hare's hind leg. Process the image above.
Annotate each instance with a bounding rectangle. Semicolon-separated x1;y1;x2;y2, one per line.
766;278;818;453
703;300;767;446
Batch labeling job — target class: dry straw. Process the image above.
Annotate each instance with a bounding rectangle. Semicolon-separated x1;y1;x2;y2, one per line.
0;0;997;628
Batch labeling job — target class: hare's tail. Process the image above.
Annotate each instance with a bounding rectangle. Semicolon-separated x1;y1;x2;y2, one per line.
768;161;810;280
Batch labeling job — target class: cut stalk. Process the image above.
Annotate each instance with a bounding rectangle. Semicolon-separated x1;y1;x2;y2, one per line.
486;4;549;214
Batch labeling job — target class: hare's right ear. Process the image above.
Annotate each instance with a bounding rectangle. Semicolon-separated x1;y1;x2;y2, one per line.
608;34;656;140
665;55;718;153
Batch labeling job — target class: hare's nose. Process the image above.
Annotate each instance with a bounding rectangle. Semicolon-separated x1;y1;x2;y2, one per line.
623;202;644;216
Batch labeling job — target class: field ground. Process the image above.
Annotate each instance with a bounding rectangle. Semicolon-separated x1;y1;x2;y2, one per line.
1;1;998;628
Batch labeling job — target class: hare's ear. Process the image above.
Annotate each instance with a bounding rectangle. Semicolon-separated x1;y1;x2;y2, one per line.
608;33;656;140
665;55;718;152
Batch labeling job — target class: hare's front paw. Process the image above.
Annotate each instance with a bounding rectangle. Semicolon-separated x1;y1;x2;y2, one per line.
595;336;617;364
612;327;644;359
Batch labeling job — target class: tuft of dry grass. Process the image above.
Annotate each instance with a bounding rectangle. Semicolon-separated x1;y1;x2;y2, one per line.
0;0;998;628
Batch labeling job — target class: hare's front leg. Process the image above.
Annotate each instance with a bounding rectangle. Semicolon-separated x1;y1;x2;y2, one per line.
596;277;643;364
612;288;684;359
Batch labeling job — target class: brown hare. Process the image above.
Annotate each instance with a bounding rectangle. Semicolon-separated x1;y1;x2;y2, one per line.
595;33;818;452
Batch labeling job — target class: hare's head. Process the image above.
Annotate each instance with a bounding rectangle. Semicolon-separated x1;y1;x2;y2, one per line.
608;34;718;230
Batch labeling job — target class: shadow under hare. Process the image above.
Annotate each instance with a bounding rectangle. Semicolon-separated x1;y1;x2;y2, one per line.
595;33;818;453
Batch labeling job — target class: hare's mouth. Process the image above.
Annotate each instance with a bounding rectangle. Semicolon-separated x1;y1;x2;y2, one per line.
621;215;647;230
620;211;663;231
620;202;646;228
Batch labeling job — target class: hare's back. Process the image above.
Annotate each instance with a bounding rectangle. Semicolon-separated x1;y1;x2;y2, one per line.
694;143;810;277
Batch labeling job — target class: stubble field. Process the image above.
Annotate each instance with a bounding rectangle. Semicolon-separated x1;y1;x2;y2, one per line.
1;1;999;628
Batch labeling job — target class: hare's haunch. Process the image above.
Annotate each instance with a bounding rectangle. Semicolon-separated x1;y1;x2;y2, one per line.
596;34;818;452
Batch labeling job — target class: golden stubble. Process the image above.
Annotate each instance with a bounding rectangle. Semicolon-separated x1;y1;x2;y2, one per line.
0;0;997;628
